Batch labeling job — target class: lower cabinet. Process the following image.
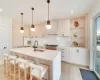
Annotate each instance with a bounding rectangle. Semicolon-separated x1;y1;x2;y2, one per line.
61;47;90;66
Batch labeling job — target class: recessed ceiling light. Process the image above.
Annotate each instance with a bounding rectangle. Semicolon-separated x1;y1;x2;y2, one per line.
71;10;74;14
0;9;3;12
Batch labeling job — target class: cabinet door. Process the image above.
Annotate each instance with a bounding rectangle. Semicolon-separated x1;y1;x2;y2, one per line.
70;48;89;66
58;19;70;36
70;48;80;64
47;20;58;34
78;49;89;66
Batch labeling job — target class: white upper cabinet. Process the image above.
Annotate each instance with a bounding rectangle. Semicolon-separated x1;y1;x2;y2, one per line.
58;19;70;36
30;19;70;37
47;20;58;34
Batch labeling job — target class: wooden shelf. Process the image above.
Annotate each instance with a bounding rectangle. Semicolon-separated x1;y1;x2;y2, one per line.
70;27;84;29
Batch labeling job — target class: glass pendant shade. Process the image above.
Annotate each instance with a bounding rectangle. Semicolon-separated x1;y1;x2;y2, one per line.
30;24;35;31
20;13;24;33
46;20;51;29
20;27;24;33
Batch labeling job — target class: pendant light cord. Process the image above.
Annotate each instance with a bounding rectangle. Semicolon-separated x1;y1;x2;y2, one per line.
32;8;33;25
21;13;23;27
32;8;34;25
48;3;49;20
47;0;50;21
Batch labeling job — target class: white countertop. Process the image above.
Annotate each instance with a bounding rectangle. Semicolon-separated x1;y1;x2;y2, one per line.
10;47;61;61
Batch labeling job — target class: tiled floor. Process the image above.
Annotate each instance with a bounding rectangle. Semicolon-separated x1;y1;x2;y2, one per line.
1;62;88;80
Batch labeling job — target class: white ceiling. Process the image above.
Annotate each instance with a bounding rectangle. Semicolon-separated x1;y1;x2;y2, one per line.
0;0;96;24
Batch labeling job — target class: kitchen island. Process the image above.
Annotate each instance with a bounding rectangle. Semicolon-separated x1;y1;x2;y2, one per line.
10;47;61;80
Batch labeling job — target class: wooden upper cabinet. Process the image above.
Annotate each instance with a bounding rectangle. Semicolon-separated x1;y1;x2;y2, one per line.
58;19;70;36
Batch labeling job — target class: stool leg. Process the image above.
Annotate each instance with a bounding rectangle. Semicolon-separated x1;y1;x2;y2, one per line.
19;67;20;80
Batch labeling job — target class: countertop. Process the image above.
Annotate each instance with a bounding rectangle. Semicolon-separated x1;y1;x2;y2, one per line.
10;47;61;61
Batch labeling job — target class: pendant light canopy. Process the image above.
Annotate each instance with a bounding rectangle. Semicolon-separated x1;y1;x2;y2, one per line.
20;13;24;33
46;0;51;29
31;7;35;31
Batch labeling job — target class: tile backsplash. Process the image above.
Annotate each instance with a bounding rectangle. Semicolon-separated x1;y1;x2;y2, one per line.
24;36;70;47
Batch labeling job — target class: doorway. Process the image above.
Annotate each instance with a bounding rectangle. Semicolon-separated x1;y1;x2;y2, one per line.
0;25;7;65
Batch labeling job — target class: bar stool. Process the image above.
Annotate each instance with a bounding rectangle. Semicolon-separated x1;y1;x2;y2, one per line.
30;63;48;80
18;58;30;80
9;55;17;80
4;53;9;76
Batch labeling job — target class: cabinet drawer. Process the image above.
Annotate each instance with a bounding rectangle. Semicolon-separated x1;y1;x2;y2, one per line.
61;47;70;62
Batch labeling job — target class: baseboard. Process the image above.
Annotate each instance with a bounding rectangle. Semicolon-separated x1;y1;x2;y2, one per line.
62;61;89;68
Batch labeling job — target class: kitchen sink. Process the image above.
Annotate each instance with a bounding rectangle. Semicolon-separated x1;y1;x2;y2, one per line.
33;49;45;52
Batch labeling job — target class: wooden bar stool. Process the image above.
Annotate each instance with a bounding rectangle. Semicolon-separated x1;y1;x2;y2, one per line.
9;55;17;80
30;63;48;80
4;53;9;76
18;58;30;80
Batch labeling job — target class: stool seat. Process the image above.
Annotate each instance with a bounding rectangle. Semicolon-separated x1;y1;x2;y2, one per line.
17;58;27;63
19;63;29;69
31;69;41;79
4;53;9;56
30;63;48;79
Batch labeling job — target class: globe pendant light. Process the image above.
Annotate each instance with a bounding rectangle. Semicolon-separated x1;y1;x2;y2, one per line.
20;13;24;33
46;0;51;29
30;7;35;31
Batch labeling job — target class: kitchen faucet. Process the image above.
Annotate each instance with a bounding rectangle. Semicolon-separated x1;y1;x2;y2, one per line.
34;40;38;51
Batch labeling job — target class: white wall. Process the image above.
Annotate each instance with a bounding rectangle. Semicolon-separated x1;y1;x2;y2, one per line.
0;16;12;50
88;0;100;70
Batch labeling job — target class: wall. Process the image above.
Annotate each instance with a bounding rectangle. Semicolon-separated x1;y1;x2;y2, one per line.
24;36;70;47
88;0;100;70
12;19;30;47
0;16;12;50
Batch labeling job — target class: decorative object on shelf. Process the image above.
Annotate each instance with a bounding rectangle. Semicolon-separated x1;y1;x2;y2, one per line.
27;40;31;46
20;13;24;33
73;33;78;37
30;7;35;31
74;21;79;27
46;0;51;29
72;41;78;47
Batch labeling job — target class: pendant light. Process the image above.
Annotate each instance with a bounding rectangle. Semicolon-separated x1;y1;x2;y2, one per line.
20;13;24;33
46;0;51;29
30;7;35;31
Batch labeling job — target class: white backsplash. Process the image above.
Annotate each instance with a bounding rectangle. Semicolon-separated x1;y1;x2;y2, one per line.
24;36;70;47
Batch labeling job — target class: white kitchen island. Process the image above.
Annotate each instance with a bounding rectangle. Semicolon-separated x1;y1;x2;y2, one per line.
10;47;61;80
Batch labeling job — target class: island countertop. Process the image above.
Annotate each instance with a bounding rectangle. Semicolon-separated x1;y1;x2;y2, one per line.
10;47;61;61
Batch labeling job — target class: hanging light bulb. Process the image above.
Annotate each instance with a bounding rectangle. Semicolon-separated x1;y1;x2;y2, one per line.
20;27;24;33
30;24;35;31
46;20;51;29
20;13;24;33
31;7;35;31
46;0;51;29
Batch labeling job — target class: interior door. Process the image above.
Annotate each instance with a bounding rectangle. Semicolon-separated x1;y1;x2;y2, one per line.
0;25;7;65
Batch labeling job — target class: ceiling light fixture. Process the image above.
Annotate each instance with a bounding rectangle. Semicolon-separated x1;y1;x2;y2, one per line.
46;0;51;29
71;10;74;14
30;7;35;31
20;13;24;33
0;9;3;12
